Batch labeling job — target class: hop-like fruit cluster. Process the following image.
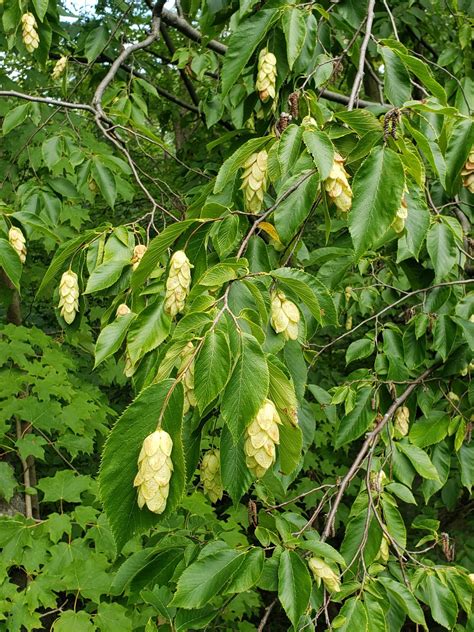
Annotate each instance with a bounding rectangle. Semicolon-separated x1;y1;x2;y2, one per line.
21;13;39;53
324;153;352;212
245;399;281;478
8;227;27;263
392;196;408;233
178;342;197;413
270;290;300;341
301;115;318;129
241;151;268;213
116;303;131;317
461;148;474;193
164;251;192;317
52;56;67;80
377;535;390;563
134;429;173;514
256;48;277;102
308;557;341;593
200;449;223;504
58;270;79;324
394;405;409;438
131;244;147;271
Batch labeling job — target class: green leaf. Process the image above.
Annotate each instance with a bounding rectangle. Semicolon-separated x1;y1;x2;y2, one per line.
84;24;109;63
175;607;217;631
267;358;298;427
279;423;303;475
426;223;458;282
194;330;231;411
282;8;306;70
92;160;117;208
278;549;311;628
3;104;29;135
94;313;136;367
398;187;430;260
409;411;449;448
84;260;127;294
42;136;62;169
223;548;264;593
278;125;303;177
132;220;198;290
445;117;474;194
99;380;185;551
385;482;417;505
458;442;474;492
0;238;22;291
418;574;458;629
335;599;368;632
345;338;375;365
221;333;269;441
52;611;95;632
221;10;279;97
36;470;92;503
381;497;407;548
380;46;411;106
274;172;319;243
349;146;405;256
127;300;171;365
271;267;337;326
0;462;17;502
303;130;335;180
335;387;376;448
171;544;243;608
95;603;133;632
378;576;427;627
214;137;270;194
298;539;346;567
220;424;253;502
198;261;248;287
396;442;439;481
32;0;49;21
432;314;457;360
341;508;382;568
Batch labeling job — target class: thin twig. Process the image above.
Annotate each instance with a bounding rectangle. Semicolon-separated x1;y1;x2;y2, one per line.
347;0;376;111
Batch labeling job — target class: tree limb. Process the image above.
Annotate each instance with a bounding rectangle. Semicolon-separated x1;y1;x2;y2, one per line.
0;90;95;114
347;0;376;110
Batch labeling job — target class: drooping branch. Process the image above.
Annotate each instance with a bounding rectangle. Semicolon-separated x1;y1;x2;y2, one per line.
347;0;376;110
0;90;95;114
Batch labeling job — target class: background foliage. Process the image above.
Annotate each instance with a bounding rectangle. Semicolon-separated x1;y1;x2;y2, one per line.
0;0;473;630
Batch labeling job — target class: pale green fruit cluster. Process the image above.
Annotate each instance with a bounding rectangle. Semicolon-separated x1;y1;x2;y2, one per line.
256;48;277;102
58;271;79;325
164;251;192;317
116;303;131;317
178;342;197;413
245;399;281;478
131;244;147;271
134;429;173;514
461;148;474;193
324;153;352;212
392;196;408;233
308;557;341;593
52;56;68;80
21;13;39;53
394;405;409;438
241;150;268;213
9;227;27;263
270;290;300;341
200;449;223;504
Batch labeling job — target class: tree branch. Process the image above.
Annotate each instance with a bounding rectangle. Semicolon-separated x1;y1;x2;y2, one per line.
321;364;436;541
0;90;95;114
347;0;376;110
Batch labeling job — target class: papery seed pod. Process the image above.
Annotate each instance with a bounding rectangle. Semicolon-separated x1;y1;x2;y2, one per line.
256;48;277;102
131;244;147;271
469;573;474;586
447;391;460;404
8;226;27;263
52;55;68;80
21;13;40;53
58;270;79;325
369;470;387;493
344;286;352;305
88;178;98;193
178;342;196;413
116;303;131;317
270;290;300;341
394;405;409;438
164;251;193;317
301;115;318;129
377;535;390;563
324;153;352;212
392;196;408;233
245;399;281;478
200;449;223;503
345;315;352;331
308;557;341;593
241;150;268;213
134;429;173;514
461;148;474;193
123;352;135;378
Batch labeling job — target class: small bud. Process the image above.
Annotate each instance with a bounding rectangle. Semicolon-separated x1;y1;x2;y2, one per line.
164;251;193;317
21;13;40;53
58;270;79;325
116;303;131;317
394;406;409;438
241;150;268;214
270;290;300;341
461;147;474;193
8;226;27;263
308;557;341;593
131;244;147;271
200;449;223;504
324;153;352;212
52;56;68;80
255;48;277;102
134;429;173;514
245;399;281;478
178;342;196;413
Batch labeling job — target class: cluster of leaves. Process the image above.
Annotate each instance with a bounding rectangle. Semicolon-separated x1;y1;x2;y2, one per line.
0;0;474;630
